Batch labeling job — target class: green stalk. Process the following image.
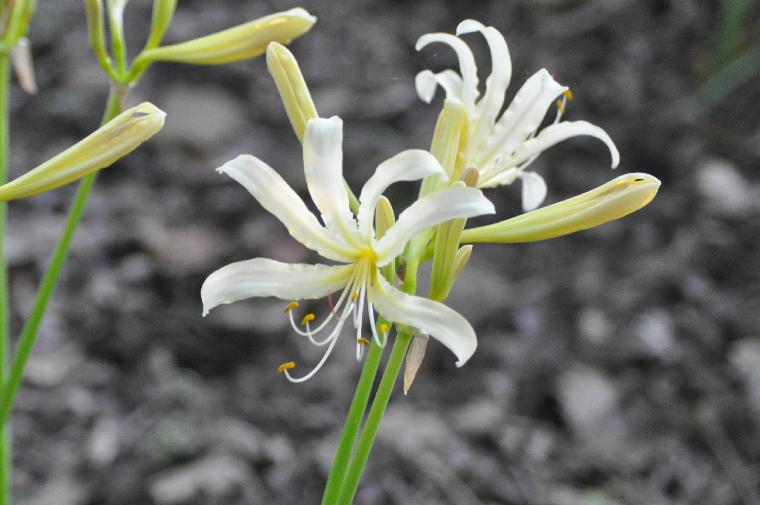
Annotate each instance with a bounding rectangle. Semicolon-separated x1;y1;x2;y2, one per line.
0;87;123;427
320;321;386;505
335;330;413;505
0;51;12;505
335;259;419;505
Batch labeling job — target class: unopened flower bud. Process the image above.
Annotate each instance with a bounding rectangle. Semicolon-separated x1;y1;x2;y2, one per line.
134;7;316;66
0;102;165;201
460;173;661;244
266;41;317;142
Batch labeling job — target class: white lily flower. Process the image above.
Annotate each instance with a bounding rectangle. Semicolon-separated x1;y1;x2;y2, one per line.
416;19;620;211
201;116;495;382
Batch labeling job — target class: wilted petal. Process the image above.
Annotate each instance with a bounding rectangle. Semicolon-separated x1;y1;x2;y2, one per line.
519;171;548;211
0;102;165;201
416;32;479;110
218;155;356;262
201;258;353;315
510;120;620;168
136;7;316;65
356;149;444;238
374;186;494;266
303;117;359;246
370;273;477;367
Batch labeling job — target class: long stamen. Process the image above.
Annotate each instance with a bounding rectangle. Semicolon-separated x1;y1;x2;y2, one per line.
367;303;388;348
282;316;348;383
286;270;357;338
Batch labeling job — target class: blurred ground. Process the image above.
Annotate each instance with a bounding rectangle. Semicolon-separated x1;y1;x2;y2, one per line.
4;0;760;504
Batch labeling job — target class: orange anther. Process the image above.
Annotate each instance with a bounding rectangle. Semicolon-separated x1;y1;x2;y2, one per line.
563;89;574;101
378;323;389;334
300;313;316;326
276;361;296;373
357;338;370;346
283;301;300;313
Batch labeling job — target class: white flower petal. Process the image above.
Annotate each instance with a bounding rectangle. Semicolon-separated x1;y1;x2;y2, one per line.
511;120;620;168
375;186;495;266
519;171;548;211
415;69;464;103
356;149;445;239
303;117;360;246
416;32;479;111
458;21;512;144
370;273;477;367
218;155;355;262
201;258;354;315
480;69;566;170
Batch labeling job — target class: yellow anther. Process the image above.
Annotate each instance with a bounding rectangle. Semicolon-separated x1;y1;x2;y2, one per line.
300;313;316;326
351;292;359;301
555;99;566;113
276;361;296;373
563;90;574;101
378;323;389;334
283;301;300;313
357;338;370;346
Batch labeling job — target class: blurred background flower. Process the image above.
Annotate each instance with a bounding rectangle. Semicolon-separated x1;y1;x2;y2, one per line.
5;0;759;504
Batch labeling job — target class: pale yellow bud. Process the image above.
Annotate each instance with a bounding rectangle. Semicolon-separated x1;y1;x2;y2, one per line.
429;182;468;301
460;173;660;244
375;195;397;282
418;98;468;198
266;41;317;142
134;7;316;66
0;102;165;201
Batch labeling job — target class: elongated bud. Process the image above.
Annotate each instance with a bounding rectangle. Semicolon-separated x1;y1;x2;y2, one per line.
419;98;468;198
460;173;661;244
429;181;468;301
84;0;114;76
106;0;129;75
267;42;317;142
143;0;177;50
0;102;165;201
375;195;397;281
134;8;316;66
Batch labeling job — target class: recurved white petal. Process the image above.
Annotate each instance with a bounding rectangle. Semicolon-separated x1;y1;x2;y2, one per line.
201;258;354;315
520;171;548;211
416;32;479;110
370;273;477;367
374;186;494;266
218;155;355;262
415;69;464;103
510;120;620;168
303;117;360;246
480;69;566;168
356;149;445;239
457;20;511;141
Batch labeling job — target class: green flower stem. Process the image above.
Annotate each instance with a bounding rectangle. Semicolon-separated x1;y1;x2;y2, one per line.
0;51;12;505
320;320;387;505
334;259;419;505
0;87;123;427
335;331;413;505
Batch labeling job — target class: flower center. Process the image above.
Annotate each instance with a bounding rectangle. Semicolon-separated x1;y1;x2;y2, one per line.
275;257;388;383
